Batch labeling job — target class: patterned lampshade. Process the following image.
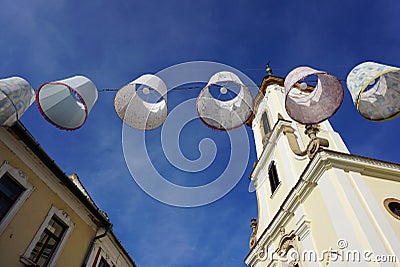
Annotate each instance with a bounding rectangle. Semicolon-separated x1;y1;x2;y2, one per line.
346;61;400;121
0;77;35;126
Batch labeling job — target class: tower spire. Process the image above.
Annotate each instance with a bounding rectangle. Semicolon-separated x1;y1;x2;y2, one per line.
266;63;273;76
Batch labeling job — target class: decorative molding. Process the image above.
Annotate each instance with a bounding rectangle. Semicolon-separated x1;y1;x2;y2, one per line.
319;150;400;181
276;231;297;254
283;124;329;159
249;218;258;249
294;215;311;241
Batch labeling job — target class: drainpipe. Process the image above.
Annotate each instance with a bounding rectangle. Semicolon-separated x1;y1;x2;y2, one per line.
82;224;112;267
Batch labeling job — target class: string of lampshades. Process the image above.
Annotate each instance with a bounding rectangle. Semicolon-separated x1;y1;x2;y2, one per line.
0;61;399;131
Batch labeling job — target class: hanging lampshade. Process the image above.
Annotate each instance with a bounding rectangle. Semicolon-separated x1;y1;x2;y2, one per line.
114;74;167;130
0;77;35;126
36;76;98;130
284;66;343;124
196;71;254;131
346;61;400;121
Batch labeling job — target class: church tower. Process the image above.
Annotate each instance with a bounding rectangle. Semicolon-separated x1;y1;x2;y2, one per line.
245;72;400;266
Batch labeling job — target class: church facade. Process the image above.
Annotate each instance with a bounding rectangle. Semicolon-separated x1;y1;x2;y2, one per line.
245;75;400;266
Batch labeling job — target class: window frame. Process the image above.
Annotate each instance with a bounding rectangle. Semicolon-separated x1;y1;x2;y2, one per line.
21;206;74;267
0;161;34;235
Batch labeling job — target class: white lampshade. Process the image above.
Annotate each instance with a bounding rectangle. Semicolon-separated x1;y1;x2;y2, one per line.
36;76;98;130
0;77;35;126
284;66;343;124
347;61;400;121
114;74;167;130
196;71;254;131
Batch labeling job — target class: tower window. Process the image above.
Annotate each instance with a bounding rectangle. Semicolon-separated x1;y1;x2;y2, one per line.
268;161;280;195
261;112;270;135
261;112;271;147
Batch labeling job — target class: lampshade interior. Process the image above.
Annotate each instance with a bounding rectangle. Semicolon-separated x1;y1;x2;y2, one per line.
38;84;86;129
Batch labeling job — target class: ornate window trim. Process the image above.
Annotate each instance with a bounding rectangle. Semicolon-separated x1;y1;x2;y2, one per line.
0;161;35;235
21;205;75;266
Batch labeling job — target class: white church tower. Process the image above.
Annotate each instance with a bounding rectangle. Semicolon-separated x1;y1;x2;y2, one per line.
245;71;400;266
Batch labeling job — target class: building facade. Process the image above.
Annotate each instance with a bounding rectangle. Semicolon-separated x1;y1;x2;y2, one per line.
245;75;400;266
0;122;136;267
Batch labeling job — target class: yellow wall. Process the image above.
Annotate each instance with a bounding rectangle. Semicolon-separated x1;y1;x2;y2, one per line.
362;174;400;241
0;138;96;266
303;181;339;254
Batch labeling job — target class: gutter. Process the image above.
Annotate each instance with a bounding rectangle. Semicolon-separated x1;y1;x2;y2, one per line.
81;225;112;267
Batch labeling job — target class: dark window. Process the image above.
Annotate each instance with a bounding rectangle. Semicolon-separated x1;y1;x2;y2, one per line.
29;216;67;267
99;257;111;267
268;161;280;194
0;173;24;221
388;202;400;217
261;112;270;135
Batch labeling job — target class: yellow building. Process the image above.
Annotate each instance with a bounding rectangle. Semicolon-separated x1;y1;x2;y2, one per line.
0;122;136;267
245;75;400;267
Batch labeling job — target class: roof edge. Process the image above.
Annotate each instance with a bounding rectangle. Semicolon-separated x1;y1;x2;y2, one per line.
8;122;111;227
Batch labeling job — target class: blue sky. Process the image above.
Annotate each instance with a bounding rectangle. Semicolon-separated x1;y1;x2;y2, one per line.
1;0;400;266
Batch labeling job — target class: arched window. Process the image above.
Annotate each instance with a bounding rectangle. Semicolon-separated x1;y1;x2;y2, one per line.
261;111;271;148
261;112;270;135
